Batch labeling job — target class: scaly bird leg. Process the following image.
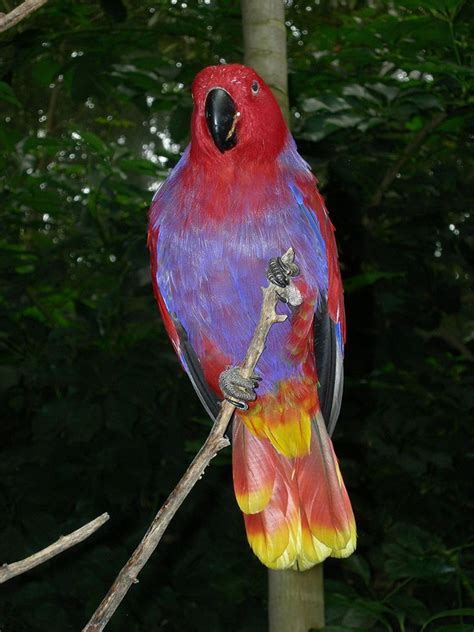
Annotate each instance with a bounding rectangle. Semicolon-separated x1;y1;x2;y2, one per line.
219;367;261;411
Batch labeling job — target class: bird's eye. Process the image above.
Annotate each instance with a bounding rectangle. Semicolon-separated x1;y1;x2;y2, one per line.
251;80;259;95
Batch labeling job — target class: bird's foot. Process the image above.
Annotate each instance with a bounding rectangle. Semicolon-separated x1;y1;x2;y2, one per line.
267;256;300;288
219;366;261;411
267;255;302;306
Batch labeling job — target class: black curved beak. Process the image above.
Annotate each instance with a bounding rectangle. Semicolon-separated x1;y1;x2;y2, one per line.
205;88;238;153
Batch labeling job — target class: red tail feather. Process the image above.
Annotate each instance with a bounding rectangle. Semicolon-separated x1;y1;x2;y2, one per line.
233;411;356;570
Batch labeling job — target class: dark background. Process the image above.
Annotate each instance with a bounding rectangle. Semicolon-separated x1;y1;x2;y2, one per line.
0;1;473;630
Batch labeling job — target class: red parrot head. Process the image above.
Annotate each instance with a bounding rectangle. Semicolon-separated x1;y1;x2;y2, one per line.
190;64;288;163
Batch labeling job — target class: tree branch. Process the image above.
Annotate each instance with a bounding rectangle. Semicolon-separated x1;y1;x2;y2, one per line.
0;513;110;584
370;111;447;207
0;0;48;32
82;247;299;632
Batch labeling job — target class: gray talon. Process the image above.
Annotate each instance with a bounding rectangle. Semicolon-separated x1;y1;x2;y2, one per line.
225;397;249;411
267;256;300;288
281;259;300;278
219;366;260;409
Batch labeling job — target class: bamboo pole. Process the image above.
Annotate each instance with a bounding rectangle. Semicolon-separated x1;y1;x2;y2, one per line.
268;566;324;632
240;1;325;629
241;0;289;124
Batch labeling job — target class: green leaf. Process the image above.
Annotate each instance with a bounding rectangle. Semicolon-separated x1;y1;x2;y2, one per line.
14;264;35;274
344;271;404;292
406;115;425;131
343;84;380;103
371;82;400;102
79;130;109;153
32;58;61;88
119;158;158;175
344;554;371;586
302;95;350;113
300;113;364;142
420;609;474;631
0;81;21;107
326;114;365;129
319;627;367;632
387;594;429;626
403;92;444;111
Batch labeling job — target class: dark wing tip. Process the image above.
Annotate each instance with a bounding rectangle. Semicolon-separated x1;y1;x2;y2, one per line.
173;317;220;420
314;299;344;436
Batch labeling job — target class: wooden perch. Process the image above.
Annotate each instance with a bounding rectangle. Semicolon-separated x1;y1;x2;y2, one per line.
0;513;110;584
0;0;49;32
82;247;299;632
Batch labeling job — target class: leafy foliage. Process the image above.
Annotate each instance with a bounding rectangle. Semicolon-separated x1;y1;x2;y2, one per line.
0;1;472;630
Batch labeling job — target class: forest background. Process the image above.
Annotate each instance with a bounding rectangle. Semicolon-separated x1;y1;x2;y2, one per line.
0;0;473;630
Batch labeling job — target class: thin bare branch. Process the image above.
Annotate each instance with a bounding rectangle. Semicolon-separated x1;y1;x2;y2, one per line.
82;247;298;632
0;513;110;584
0;0;48;32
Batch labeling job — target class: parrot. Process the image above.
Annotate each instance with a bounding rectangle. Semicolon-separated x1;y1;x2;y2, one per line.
148;64;356;570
